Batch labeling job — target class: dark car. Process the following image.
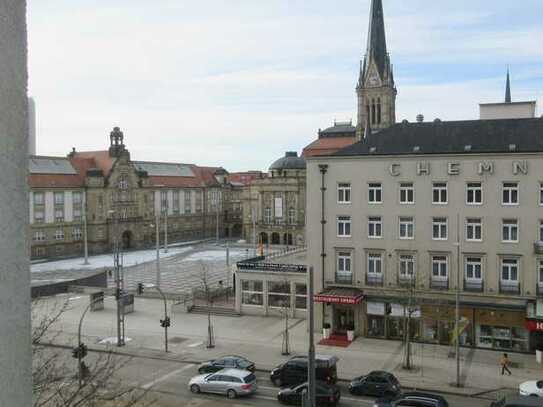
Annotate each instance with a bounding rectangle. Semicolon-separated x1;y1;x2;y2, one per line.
374;392;449;407
270;355;338;387
490;396;543;407
197;355;255;374
349;371;401;398
277;381;340;407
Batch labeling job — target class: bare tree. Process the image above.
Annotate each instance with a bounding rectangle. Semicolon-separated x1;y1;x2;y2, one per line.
401;270;419;370
32;297;154;407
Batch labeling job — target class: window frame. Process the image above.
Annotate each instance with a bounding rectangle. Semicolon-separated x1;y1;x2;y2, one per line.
398;254;415;278
465;257;483;281
431;255;448;280
466;182;483;205
502;219;519;243
337;183;352;204
540;183;543;206
540;220;543;242
367;253;383;276
432;217;448;240
399;182;414;205
337;216;352;237
264;207;272;224
54;191;64;206
368;182;383;204
337;251;352;274
432;182;448;205
466;218;483;242
368;216;383;239
33;192;45;206
54;229;65;241
399;216;414;240
501;258;519;283
502;182;519;206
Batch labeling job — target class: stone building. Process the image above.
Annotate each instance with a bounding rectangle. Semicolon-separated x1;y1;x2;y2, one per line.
28;127;238;260
242;152;306;247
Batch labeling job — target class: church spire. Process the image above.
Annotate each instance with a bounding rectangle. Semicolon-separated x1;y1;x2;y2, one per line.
505;68;512;103
365;0;388;80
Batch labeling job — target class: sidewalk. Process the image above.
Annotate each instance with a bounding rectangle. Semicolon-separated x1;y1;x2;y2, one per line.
38;295;542;397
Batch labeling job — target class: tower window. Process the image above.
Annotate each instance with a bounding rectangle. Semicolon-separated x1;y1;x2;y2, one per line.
377;98;382;124
371;99;376;124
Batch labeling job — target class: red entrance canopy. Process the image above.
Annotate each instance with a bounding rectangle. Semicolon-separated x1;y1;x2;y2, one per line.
314;288;364;305
526;319;543;332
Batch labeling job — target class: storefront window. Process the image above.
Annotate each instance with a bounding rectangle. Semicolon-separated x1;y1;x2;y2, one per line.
368;316;385;337
241;280;263;306
476;321;528;352
268;281;291;308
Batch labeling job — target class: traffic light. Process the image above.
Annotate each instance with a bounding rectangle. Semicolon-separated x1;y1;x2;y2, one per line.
72;347;79;359
137;282;144;295
160;316;171;328
72;343;88;359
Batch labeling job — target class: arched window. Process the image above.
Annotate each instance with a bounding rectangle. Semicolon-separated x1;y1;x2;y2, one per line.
377;98;382;124
371;98;376;124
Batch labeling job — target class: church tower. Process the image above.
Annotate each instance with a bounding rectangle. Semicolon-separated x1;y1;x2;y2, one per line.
356;0;397;140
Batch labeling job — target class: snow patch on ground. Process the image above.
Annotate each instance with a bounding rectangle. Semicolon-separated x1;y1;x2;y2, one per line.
31;246;194;273
98;337;132;345
182;249;247;262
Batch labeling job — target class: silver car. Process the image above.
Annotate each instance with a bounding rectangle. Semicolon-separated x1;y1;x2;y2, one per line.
188;368;258;399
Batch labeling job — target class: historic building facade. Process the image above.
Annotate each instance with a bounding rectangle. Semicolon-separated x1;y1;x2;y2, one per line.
242;152;306;248
28;127;240;260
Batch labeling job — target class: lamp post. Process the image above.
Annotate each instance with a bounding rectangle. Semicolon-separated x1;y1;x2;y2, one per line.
164;205;168;253
83;189;89;265
108;209;125;347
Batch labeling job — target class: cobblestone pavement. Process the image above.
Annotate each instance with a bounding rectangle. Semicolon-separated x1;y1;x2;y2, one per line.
109;243;259;294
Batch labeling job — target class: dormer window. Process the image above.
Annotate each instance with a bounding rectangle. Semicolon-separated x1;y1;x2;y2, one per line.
413;146;420;153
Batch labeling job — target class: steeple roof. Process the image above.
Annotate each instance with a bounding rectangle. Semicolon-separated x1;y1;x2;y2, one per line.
505;69;512;103
365;0;388;79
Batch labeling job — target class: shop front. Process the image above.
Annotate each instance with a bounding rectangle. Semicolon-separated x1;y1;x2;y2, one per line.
366;301;421;341
315;287;364;336
525;319;543;352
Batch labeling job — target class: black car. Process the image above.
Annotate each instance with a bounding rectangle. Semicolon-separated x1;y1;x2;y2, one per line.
197;355;255;374
277;381;340;407
374;392;449;407
271;355;338;387
349;370;401;398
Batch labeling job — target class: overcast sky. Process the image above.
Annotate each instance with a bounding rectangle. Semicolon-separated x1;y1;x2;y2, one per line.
27;0;543;171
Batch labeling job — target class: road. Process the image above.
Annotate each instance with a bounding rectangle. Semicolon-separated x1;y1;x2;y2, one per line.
50;346;500;407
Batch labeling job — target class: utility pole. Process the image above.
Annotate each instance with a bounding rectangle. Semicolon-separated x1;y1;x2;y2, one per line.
164;208;168;253
455;213;461;387
308;266;316;407
155;214;160;288
82;189;89;265
111;211;125;347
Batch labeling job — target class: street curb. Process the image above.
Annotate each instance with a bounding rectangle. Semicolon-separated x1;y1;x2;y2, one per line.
38;341;513;398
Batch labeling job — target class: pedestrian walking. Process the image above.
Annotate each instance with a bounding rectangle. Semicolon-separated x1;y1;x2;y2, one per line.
500;353;512;375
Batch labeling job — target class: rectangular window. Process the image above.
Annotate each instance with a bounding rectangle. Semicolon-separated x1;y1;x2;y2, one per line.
466;218;482;241
432;256;448;279
502;219;519;242
399;255;415;278
501;258;519;282
368;216;382;238
55;208;64;223
337;183;351;204
288;208;296;225
267;281;291;308
432;182;448;204
34;192;44;205
337;216;351;237
54;192;64;205
184;191;191;214
72;191;82;205
399;217;414;239
54;229;64;240
368;183;382;204
72;227;82;240
33;231;46;241
432;217;448;240
368;253;382;275
540;221;543;242
337;252;352;284
539;260;543;285
295;283;307;310
34;210;45;224
172;191;180;213
264;207;272;224
466;182;482;205
160;191;168;212
399;183;414;204
73;208;82;222
241;280;263;306
502;182;519;205
465;257;482;280
540;183;543;206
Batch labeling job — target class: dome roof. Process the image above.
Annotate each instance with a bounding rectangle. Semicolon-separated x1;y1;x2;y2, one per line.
269;151;306;171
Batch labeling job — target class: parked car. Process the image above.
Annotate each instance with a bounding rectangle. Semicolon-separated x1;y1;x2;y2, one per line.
277;381;340;406
197;355;255;374
374;391;449;407
520;380;543;397
349;370;401;398
270;355;338;387
491;395;543;407
188;368;257;399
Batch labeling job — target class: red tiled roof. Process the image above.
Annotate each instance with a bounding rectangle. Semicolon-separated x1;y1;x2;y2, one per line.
302;136;356;157
227;171;265;186
71;151;114;176
190;165;221;187
28;174;84;188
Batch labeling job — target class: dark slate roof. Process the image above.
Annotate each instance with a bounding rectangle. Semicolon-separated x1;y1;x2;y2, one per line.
332;118;543;157
366;0;388;78
319;123;356;138
269;152;306;170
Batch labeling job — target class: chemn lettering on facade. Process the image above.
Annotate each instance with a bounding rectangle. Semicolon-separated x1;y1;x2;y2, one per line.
28;127;243;260
307;117;543;353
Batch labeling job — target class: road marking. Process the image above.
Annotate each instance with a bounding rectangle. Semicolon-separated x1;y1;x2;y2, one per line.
187;341;203;348
141;364;195;390
342;396;374;404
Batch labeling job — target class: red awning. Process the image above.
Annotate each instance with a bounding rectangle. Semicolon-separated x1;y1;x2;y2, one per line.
314;287;364;305
526;319;543;332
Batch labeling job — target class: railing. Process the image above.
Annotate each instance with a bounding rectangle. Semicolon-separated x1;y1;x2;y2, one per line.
335;273;353;285
366;274;383;286
534;241;543;255
236;261;307;273
499;281;520;295
464;279;484;293
398;275;415;288
430;278;449;290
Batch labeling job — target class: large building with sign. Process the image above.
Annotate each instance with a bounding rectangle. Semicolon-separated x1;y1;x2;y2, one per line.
306;0;543;352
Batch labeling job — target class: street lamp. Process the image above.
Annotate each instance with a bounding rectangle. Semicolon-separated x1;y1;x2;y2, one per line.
139;283;170;352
